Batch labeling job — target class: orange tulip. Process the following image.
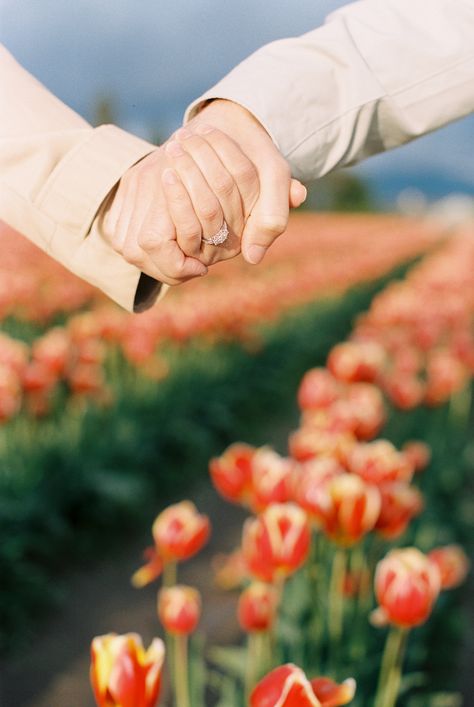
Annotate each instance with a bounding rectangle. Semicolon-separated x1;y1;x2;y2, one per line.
90;633;164;707
348;440;414;486
317;474;381;546
209;442;255;505
152;501;210;562
374;548;440;628
238;582;279;632
428;545;470;590
158;585;201;635
242;503;311;582
250;664;356;707
375;482;424;539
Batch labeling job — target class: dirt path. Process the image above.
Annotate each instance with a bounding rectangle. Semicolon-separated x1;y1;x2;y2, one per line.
0;485;247;707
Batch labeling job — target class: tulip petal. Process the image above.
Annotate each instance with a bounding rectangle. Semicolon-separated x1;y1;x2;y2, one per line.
310;677;356;706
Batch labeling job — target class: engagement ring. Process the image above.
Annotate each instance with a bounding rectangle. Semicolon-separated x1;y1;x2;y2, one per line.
202;221;229;246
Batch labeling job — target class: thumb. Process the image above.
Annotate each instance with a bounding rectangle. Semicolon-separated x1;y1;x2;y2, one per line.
289;179;307;208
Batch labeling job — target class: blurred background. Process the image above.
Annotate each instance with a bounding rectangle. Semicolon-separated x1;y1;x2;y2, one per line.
2;0;473;210
1;2;473;707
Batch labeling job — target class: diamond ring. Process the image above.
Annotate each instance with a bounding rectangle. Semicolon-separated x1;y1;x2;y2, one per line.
202;221;229;246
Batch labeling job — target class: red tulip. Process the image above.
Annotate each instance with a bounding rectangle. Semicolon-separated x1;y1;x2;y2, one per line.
242;503;311;582
348;440;414;486
209;443;255;505
383;373;426;410
425;349;467;405
32;327;71;376
238;582;278;632
375;482;424;539
158;585;201;635
297;368;340;411
428;545;470;590
317;473;381;546
90;633;164;707
152;501;210;562
250;664;356;707
373;548;440;628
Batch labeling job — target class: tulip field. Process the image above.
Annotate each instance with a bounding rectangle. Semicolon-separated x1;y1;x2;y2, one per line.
0;214;473;706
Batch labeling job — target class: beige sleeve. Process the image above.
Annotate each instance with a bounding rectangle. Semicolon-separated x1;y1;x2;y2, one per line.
0;44;163;312
185;0;474;182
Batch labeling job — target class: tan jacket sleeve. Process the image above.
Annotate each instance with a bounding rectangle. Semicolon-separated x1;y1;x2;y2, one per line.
185;0;474;182
0;44;162;312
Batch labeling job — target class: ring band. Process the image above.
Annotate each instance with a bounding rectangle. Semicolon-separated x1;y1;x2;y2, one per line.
202;221;229;246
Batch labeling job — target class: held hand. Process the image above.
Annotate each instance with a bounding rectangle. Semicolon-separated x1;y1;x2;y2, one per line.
186;99;307;264
103;126;259;284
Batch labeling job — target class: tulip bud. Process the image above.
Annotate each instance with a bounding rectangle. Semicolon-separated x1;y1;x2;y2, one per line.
158;585;201;635
242;503;311;582
428;545;470;590
375;482;424;540
238;582;278;632
297;368;340;411
152;501;210;562
209;443;255;504
374;548;440;628
90;633;164;707
318;474;381;546
250;664;356;707
348;440;414;486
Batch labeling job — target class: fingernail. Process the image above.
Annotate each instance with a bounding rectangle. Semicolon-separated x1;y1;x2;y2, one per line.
246;244;267;264
162;168;178;185
175;127;192;140
194;123;214;135
165;141;185;157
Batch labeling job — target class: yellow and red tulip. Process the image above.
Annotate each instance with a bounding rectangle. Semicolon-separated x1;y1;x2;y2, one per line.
317;473;381;546
373;547;440;628
158;585;201;635
249;447;294;512
242;503;311;582
90;633;164;707
238;582;278;632
327;340;386;383
297;368;341;411
428;545;470;590
152;501;210;563
375;482;424;540
348;440;414;486
250;664;356;707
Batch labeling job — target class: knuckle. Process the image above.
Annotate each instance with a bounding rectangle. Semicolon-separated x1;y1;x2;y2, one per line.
198;199;221;222
234;161;258;186
122;243;144;267
180;223;202;241
212;174;234;198
258;216;288;238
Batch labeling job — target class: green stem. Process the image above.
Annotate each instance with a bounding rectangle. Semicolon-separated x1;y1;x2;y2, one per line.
328;547;347;644
173;633;191;707
163;561;177;587
374;627;408;707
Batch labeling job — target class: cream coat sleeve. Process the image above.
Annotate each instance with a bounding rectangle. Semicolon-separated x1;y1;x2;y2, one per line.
0;44;162;312
185;0;474;182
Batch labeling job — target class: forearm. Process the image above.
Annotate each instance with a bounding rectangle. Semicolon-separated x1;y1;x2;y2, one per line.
0;44;160;311
186;0;474;182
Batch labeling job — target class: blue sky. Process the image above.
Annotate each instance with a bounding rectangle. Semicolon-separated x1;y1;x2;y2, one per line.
2;0;473;202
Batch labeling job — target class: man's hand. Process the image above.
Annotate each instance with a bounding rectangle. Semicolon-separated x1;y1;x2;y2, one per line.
186;99;307;265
